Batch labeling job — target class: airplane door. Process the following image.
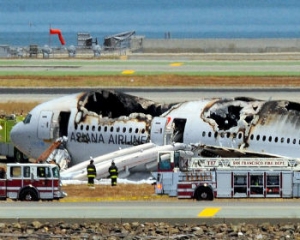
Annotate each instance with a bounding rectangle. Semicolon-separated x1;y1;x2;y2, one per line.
38;111;54;140
150;117;172;145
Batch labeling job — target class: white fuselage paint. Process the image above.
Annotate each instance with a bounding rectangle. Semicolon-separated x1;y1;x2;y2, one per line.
10;93;300;169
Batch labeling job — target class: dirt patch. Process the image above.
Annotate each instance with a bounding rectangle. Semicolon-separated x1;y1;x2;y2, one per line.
60;183;173;202
1;75;300;88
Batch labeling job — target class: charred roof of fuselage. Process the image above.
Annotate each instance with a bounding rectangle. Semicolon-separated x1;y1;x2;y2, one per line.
77;90;174;118
202;97;300;134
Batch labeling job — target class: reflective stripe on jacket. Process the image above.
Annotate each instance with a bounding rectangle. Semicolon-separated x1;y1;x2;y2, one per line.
87;164;96;178
109;166;118;179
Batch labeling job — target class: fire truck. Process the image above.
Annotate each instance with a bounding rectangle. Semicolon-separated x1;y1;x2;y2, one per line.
152;150;300;200
0;163;66;201
0;115;26;162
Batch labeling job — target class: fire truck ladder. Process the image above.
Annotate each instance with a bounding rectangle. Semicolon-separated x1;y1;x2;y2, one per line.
187;157;300;171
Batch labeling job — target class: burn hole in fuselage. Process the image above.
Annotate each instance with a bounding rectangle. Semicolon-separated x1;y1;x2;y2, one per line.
209;105;242;131
81;91;170;119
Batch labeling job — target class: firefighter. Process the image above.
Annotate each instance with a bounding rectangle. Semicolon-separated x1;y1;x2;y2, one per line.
87;158;96;187
108;161;118;186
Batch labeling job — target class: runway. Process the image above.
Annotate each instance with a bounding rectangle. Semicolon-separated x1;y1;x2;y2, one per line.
1;59;300;74
1;87;300;103
1;201;299;224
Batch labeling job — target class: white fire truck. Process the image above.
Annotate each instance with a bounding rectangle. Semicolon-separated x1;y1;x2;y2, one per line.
0;163;66;201
152;151;300;200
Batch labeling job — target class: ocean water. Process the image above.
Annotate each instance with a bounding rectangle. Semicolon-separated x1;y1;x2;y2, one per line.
1;0;300;47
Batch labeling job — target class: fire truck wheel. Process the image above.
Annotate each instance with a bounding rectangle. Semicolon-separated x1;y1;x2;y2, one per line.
19;188;39;201
195;186;213;201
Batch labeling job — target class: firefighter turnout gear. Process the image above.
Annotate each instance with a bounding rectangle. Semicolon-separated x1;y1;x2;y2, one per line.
108;161;118;186
87;159;96;187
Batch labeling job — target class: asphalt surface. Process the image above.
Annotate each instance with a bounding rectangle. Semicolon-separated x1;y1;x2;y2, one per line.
1;87;300;103
1;59;300;74
0;201;299;224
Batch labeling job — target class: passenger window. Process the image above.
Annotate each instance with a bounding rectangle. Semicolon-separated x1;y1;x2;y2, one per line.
37;167;46;178
110;127;114;132
45;167;51;178
262;135;266;141
238;132;243;139
208;132;212;137
98;126;101;131
0;167;5;179
52;167;59;178
80;125;83;131
202;131;206;137
86;125;89;131
268;136;272;142
250;134;254;140
23;166;30;178
92;126;95;131
275;137;278;143
10;166;21;178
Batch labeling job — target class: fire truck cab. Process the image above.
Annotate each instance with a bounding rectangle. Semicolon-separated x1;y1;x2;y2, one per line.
0;163;66;201
152;151;300;200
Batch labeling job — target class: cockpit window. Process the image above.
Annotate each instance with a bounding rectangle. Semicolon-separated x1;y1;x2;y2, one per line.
23;114;32;124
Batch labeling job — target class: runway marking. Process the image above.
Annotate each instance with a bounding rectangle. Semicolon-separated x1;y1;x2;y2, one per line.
198;207;221;217
122;70;135;75
170;62;183;67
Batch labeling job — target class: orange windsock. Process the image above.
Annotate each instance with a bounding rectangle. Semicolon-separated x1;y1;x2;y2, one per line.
49;28;66;45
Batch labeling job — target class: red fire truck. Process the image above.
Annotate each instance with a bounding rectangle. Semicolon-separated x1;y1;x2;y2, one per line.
0;163;66;201
152;151;300;200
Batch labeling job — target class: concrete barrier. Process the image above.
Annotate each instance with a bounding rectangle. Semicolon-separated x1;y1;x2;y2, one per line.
132;38;300;53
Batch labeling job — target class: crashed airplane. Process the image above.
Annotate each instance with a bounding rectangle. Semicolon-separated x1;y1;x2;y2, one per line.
10;90;300;178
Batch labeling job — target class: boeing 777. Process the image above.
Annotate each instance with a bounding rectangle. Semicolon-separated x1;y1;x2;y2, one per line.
10;90;300;177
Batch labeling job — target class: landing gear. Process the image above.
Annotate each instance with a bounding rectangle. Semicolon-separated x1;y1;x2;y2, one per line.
14;148;28;163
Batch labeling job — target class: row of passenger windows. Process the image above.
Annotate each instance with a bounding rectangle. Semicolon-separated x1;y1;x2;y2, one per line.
202;131;300;145
75;124;146;134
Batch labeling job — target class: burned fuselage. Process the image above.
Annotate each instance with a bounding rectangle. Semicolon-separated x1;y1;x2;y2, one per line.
70;90;174;146
162;97;300;158
11;91;300;169
200;97;300;155
201;97;264;142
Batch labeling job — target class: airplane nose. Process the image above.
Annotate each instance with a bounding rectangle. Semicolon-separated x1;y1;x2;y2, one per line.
10;122;24;149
